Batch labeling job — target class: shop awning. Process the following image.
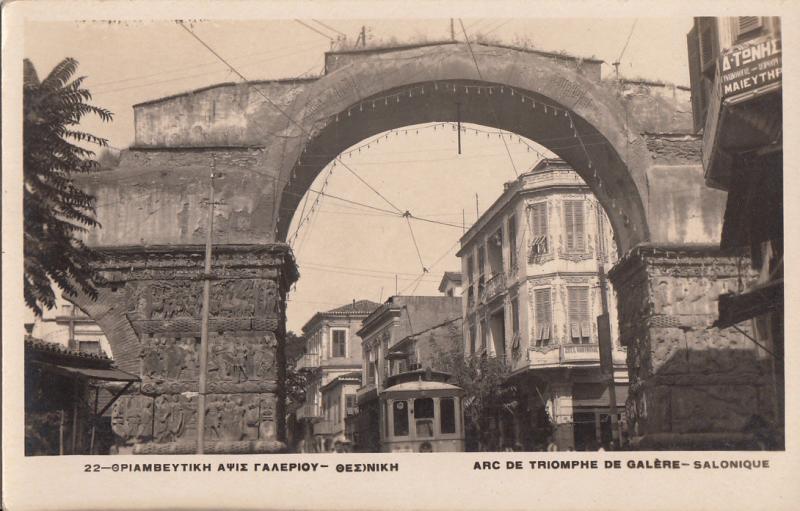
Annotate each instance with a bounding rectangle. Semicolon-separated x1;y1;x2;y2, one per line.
33;361;140;382
572;383;629;408
714;278;783;329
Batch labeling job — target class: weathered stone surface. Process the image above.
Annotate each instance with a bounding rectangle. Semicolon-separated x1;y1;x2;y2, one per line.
670;385;757;434
648;327;688;375
609;245;777;449
74;244;297;454
75;42;726;254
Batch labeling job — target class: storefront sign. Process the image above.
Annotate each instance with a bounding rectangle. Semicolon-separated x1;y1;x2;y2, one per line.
719;36;781;98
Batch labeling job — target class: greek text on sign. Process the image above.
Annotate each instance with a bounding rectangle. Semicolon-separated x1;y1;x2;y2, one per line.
719;36;781;98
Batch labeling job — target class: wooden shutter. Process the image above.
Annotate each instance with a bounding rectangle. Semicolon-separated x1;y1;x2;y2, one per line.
564;202;575;250
574;202;585;251
508;215;517;268
565;201;585;251
737;17;763;39
568;287;589;342
529;203;548;255
698;17;718;75
687;24;705;133
535;289;551;343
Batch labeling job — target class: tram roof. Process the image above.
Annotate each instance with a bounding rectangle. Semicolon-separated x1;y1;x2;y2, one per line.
382;380;463;394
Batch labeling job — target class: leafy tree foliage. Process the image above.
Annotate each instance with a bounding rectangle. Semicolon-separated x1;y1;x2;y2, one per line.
284;331;309;408
432;343;514;451
23;58;113;316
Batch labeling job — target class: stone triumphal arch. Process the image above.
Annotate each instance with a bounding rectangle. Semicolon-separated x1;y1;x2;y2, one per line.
73;42;772;452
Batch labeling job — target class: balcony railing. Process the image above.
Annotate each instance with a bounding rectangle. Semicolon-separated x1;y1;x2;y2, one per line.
529;343;601;366
560;343;600;363
482;273;506;302
529;345;561;366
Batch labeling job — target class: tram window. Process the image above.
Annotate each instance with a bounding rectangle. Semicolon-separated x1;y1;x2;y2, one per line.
393;400;409;437
414;398;435;438
440;398;456;434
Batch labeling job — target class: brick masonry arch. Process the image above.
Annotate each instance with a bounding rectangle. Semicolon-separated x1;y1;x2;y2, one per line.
273;43;652;254
66;285;141;374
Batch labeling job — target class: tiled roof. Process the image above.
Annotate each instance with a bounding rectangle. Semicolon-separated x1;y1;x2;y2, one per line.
302;299;382;334
441;271;462;283
25;336;111;362
326;300;382;315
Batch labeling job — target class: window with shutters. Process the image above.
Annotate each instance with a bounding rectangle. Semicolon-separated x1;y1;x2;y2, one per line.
511;297;520;337
564;200;586;252
529;202;549;256
468;322;477;354
478;246;486;299
734;16;763;41
479;319;488;351
567;287;591;344
596;204;606;258
508;214;517;271
534;288;552;346
698;17;719;77
466;255;474;283
331;328;347;358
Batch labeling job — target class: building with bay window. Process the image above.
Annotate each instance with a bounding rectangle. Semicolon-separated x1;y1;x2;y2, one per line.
295;299;380;452
457;158;628;451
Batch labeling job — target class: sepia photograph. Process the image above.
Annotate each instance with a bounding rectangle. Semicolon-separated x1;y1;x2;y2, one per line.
2;1;793;509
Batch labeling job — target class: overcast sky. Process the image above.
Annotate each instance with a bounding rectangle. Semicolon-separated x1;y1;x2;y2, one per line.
24;16;694;332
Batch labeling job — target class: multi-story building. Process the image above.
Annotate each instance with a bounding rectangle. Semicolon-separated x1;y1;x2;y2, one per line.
318;371;360;450
457;158;628;451
353;295;462;452
29;294;111;356
688;17;783;445
295;299;380;452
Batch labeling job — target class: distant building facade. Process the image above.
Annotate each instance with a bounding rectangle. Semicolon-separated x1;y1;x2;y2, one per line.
438;271;463;297
296;300;380;452
29;293;111;357
457;158;628;451
318;371;361;450
353;295;462;452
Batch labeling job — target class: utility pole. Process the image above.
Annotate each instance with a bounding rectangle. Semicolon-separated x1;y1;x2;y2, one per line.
456;102;462;155
450;18;455;41
597;263;620;449
360;25;366;47
197;154;217;455
475;193;480;220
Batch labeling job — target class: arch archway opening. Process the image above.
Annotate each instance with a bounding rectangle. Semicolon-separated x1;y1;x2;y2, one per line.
277;80;648;257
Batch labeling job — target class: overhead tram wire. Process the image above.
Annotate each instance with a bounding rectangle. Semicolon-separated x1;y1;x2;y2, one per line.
398;237;462;295
174;23;564;280
614;19;639;74
310;19;346;38
458;18;519;178
177;21;445;227
294;19;336;42
337;158;403;214
90;39;325;89
404;215;428;273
